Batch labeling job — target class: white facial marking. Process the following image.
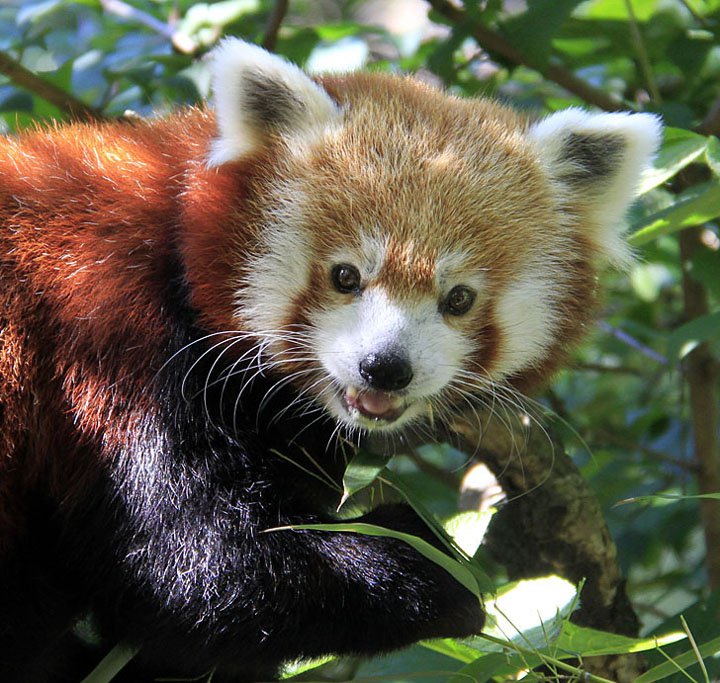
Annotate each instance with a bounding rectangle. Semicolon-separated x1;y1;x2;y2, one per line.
493;264;559;378
435;250;486;294
237;182;311;333
315;287;468;430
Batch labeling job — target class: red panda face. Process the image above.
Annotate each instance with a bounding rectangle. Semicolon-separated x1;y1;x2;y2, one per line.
207;40;661;433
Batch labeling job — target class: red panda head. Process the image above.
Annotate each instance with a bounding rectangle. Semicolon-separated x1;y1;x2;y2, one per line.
201;39;661;434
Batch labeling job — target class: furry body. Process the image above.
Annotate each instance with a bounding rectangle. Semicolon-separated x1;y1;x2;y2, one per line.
0;41;660;680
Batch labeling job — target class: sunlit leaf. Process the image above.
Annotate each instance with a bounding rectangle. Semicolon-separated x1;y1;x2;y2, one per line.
337;448;390;511
557;622;686;657
619;492;720;505
630;180;720;245
667;311;720;360
638;128;708;195
576;0;659;21
635;634;720;682
381;468;495;595
80;643;139;683
706;135;720;177
280;654;336;679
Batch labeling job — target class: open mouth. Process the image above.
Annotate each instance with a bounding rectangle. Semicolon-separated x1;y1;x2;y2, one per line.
342;386;407;424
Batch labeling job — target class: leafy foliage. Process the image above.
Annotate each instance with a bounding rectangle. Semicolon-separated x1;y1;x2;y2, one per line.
2;0;720;681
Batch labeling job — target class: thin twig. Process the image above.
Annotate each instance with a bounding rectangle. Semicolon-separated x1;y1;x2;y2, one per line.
0;50;104;121
262;0;289;52
597;321;669;365
623;0;661;102
573;362;644;376
100;0;198;54
101;0;174;39
679;224;720;591
425;0;626;112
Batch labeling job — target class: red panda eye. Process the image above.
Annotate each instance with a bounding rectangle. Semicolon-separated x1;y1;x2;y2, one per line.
331;264;362;294
443;286;476;316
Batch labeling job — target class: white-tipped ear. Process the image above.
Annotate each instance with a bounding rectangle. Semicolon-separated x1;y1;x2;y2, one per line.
207;39;341;166
529;108;662;264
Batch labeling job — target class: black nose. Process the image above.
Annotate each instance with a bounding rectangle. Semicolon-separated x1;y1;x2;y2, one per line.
358;351;413;392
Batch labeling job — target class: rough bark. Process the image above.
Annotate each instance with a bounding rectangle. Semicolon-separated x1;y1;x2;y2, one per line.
450;411;644;682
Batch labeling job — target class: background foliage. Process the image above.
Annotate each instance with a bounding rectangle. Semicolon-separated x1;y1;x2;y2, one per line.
2;0;720;681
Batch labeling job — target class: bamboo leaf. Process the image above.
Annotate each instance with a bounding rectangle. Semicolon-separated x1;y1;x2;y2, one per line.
638;128;708;195
337;448;390;511
630;181;720;246
667;311;720;360
635;635;720;682
80;643;140;683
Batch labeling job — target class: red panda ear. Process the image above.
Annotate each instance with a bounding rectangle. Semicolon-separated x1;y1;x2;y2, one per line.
208;39;341;166
529;109;662;266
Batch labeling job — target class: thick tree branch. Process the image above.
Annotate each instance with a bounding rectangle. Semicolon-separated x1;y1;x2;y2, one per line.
450;412;644;682
424;0;626;112
0;51;104;122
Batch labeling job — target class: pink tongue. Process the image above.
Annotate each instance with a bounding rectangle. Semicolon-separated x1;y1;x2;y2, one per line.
345;388;402;420
357;391;395;417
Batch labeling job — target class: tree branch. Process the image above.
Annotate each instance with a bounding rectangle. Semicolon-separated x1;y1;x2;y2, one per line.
0;50;104;122
424;0;626;112
451;412;644;682
262;0;289;52
678;225;720;590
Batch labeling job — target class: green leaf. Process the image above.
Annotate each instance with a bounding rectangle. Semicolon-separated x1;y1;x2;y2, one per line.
577;0;658;21
500;0;583;67
448;652;516;683
484;576;577;646
17;0;63;25
380;468;495;595
177;0;260;38
267;521;485;599
422;638;481;664
636;634;720;683
337;448;391;511
619;492;720;506
630;180;720;246
706;135;720;177
638;128;709;195
667;311;720;360
80;643;139;683
280;654;337;679
557;622;686;657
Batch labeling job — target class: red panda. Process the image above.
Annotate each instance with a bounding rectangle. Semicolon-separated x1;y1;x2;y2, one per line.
0;39;660;681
